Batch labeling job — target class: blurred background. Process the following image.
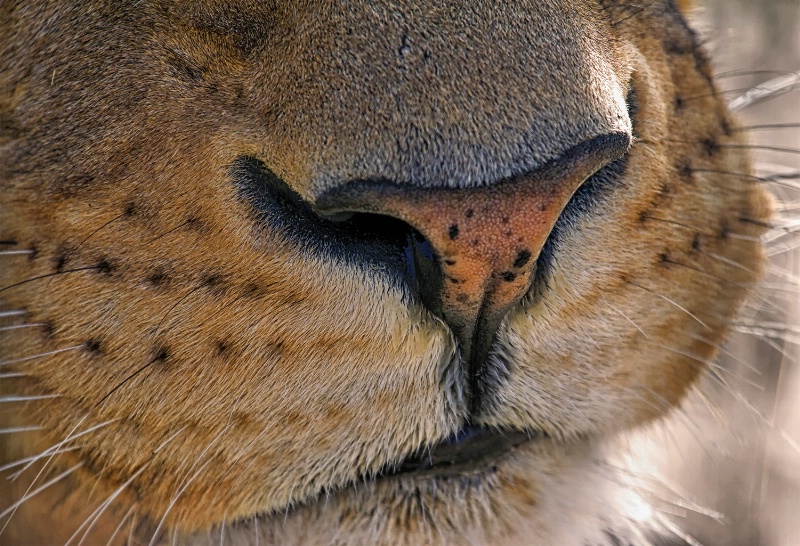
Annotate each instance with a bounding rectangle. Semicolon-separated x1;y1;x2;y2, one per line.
646;1;800;545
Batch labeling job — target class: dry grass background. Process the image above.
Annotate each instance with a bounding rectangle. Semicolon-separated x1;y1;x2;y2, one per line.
648;1;800;544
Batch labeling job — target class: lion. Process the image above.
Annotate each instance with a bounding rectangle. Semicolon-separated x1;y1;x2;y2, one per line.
0;0;787;544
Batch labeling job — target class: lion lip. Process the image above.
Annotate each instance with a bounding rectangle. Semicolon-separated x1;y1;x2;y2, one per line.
379;426;539;481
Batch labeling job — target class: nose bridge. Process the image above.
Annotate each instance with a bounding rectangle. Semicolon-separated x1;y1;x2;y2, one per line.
262;1;632;196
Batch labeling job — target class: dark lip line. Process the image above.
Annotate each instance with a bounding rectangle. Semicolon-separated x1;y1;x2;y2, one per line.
373;425;542;482
247;426;542;528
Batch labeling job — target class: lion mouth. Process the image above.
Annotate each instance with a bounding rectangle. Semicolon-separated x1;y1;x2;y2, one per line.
376;426;539;481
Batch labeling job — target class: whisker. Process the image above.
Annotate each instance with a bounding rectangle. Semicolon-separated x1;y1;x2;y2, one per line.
127;512;138;546
105;505;135;546
0;448;79;476
144;219;194;245
0;250;34;256
626;280;710;331
148;459;215;546
9;418;119;480
153;285;204;334
0;344;85;367
0;323;45;333
0;310;27;319
0;426;43;435
607;302;649;339
715;69;798;80
733;123;800;132
732;322;800;346
0;266;105;294
728;72;800;112
0;395;59;403
66;464;150;546
0;463;83;525
650;138;800;157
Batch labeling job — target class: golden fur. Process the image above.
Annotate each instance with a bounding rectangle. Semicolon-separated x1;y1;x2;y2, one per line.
0;1;774;544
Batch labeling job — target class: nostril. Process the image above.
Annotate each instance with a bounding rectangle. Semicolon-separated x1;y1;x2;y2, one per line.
232;156;441;297
321;211;445;302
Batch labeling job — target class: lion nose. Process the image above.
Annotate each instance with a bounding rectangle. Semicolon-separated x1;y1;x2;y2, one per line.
316;133;630;370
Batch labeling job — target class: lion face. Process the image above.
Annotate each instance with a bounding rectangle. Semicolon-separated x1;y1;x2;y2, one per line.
0;1;771;544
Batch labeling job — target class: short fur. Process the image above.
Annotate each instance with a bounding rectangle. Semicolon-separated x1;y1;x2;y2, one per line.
0;1;771;544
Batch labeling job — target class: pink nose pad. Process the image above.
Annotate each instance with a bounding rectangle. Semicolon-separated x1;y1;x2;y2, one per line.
316;133;629;368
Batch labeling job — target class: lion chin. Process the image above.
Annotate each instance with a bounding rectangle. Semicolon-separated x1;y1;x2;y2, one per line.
0;1;774;545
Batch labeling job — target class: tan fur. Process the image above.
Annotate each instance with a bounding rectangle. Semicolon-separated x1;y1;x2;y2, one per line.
0;1;771;544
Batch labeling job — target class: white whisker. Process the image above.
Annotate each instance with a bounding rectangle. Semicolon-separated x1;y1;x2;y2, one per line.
0;463;82;525
0;344;85;367
0;323;45;332
0;250;34;256
732;321;800;346
9;418;119;480
66;463;150;546
105;505;135;546
0;310;26;319
148;459;214;546
0;447;79;474
0;395;59;403
0;426;42;435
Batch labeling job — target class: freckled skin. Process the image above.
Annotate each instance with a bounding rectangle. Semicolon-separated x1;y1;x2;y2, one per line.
0;1;773;545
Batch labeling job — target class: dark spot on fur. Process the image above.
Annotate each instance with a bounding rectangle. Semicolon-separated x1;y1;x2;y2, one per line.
448;224;459;240
658;252;670;266
691;233;701;251
659;181;671;195
447;277;460;285
124;202;137;217
457;294;469;303
241;282;261;298
147;270;169;287
41;321;55;339
202;273;226;294
501;271;516;282
85;339;102;355
719;221;730;240
96;258;115;275
151;345;169;364
54;253;67;272
471;238;479;246
677;160;693;180
513;250;532;268
465;209;474;218
215;340;229;355
674;95;684;110
444;259;456;266
702;137;720;157
721;117;732;137
28;245;38;261
501;216;509;224
638;210;649;223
